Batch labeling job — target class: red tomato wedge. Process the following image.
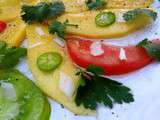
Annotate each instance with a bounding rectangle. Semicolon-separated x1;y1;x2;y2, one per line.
67;37;154;75
0;21;7;33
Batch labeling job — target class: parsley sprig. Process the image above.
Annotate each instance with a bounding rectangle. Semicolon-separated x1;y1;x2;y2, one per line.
21;2;65;23
123;9;157;22
86;0;107;10
75;65;134;110
48;20;78;39
138;39;160;61
0;41;27;69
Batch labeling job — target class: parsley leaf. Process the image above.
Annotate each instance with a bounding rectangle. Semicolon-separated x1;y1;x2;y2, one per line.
86;0;107;10
49;21;66;39
0;41;27;69
138;39;160;61
48;20;78;39
21;1;65;23
123;9;157;22
21;2;49;23
47;2;65;19
87;64;103;75
75;65;134;110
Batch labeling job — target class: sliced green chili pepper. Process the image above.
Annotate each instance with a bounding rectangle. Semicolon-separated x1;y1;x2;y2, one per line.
37;52;63;71
95;12;116;27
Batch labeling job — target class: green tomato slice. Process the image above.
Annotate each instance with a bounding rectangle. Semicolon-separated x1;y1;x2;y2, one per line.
0;100;19;120
0;69;51;120
37;52;63;71
95;12;116;27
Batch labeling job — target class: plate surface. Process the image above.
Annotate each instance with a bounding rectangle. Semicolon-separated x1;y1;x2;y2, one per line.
17;1;160;120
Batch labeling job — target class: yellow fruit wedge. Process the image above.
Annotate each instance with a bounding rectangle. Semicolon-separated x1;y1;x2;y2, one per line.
0;18;26;47
0;7;20;22
57;9;154;39
21;0;39;5
56;0;87;13
107;0;153;9
27;24;94;115
58;0;153;13
28;0;153;13
0;0;21;22
0;0;20;7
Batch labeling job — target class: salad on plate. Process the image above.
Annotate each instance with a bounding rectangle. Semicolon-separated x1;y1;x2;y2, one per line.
0;0;160;120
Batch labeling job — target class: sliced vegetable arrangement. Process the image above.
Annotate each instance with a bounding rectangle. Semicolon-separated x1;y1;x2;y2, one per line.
21;2;157;39
0;0;159;119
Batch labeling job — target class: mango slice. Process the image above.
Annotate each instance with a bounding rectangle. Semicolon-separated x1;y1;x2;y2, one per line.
57;9;154;39
39;0;153;13
107;0;153;8
0;7;20;22
0;0;21;22
59;0;153;13
0;18;26;47
21;0;39;5
0;0;37;5
27;24;94;115
0;0;37;22
0;0;20;7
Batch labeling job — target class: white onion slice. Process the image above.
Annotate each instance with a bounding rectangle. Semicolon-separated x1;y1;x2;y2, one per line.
119;48;127;60
59;72;74;100
90;42;104;56
35;27;45;36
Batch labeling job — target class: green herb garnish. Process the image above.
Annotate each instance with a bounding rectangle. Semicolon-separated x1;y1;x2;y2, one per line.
47;2;65;19
87;64;104;75
86;0;107;10
0;41;27;69
138;39;160;61
123;9;157;22
48;20;78;39
75;65;134;110
21;1;65;23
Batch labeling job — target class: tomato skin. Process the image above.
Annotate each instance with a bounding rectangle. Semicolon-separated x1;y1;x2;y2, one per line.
0;21;7;33
67;37;154;75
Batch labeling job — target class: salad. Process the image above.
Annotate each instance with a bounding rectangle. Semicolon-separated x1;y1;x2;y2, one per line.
0;0;159;120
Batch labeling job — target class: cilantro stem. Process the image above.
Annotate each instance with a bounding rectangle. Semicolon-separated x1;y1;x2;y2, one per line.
65;24;78;28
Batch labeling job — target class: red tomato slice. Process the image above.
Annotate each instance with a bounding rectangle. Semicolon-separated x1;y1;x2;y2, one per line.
67;37;154;75
0;21;7;33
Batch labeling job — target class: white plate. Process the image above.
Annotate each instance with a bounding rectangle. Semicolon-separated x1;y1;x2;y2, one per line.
17;1;160;120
